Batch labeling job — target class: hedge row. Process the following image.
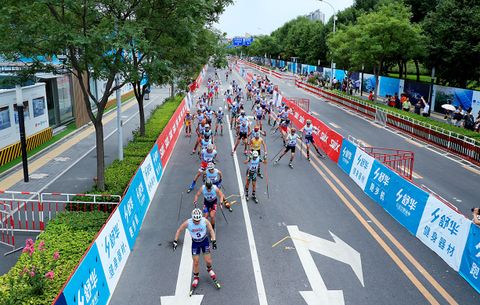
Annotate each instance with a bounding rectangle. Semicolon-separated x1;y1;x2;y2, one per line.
0;94;184;305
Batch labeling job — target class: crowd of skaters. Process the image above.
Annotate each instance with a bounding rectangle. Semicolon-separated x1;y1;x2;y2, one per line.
172;65;326;295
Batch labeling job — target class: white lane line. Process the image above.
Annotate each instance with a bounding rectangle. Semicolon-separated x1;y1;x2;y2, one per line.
329;122;341;129
226;113;269;305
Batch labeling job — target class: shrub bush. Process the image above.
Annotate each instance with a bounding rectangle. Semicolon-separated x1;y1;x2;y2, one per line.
0;211;109;305
0;94;184;305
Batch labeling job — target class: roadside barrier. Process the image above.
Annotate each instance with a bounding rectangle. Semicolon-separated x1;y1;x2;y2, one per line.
236;61;480;294
52;67;204;305
0;191;120;254
294;78;480;166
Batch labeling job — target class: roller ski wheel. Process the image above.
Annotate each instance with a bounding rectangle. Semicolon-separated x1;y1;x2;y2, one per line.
213;278;221;289
245;194;249;201
258;172;264;179
289;163;294;169
187;187;193;193
252;196;258;204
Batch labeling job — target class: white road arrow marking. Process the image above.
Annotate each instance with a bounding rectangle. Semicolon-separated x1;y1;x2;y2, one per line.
287;225;364;305
160;230;203;305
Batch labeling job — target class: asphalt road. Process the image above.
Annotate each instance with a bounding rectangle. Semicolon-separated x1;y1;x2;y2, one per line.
265;71;479;217
110;67;478;305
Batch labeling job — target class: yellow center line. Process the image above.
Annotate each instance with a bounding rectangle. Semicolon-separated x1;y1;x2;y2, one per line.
1;99;138;190
299;142;458;305
463;165;480;176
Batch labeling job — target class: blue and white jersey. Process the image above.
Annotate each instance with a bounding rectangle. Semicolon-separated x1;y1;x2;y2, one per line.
202;185;218;201
250;130;261;139
216;111;224;121
198;124;206;134
239;124;249;133
231;103;239;114
201;138;212;150
238;115;248;126
201;149;217;162
188;218;207;242
304;125;314;136
197;113;205;123
248;157;260;172
206;169;220;183
205;110;214;121
255;107;263;117
286;133;299;147
202;129;212;138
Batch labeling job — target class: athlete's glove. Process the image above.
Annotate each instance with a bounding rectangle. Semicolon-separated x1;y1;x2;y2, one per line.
173;240;178;251
212;240;217;250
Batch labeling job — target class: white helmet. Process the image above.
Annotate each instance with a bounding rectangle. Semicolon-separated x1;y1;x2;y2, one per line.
205;124;210;128
207;144;214;151
192;208;202;221
218;106;222;111
252;151;259;158
207;162;215;170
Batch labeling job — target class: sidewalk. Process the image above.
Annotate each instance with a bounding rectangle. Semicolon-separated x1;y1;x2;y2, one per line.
0;87;170;274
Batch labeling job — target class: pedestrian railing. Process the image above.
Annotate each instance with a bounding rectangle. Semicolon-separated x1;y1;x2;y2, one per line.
0;190;120;254
295;79;480;165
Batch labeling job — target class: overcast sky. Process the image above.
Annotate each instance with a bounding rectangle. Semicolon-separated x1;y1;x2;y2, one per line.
214;0;355;38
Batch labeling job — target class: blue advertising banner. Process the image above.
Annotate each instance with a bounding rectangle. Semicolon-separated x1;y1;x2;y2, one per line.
362;73;376;93
382;175;429;235
364;160;398;206
150;145;162;181
118;170;152;250
60;244;110;305
379;76;400;97
244;37;253;46
335;69;347;83
459;223;480;293
416;196;471;271
338;139;357;175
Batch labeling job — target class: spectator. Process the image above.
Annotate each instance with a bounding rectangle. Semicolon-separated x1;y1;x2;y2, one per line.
402;96;411;112
414;99;422;114
463;108;475;131
332;77;338;90
421;97;430;117
475;111;480;132
354;79;361;94
394;93;401;109
368;90;374;101
472;208;480;226
453;105;465;127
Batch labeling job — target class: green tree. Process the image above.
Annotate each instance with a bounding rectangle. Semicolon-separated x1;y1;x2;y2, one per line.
0;0;145;191
327;1;425;97
423;0;480;87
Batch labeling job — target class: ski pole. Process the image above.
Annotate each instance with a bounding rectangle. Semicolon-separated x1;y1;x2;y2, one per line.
271;146;284;162
219;201;229;224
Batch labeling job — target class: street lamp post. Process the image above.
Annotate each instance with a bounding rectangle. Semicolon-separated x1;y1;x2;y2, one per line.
115;74;123;161
15;85;29;182
319;0;336;88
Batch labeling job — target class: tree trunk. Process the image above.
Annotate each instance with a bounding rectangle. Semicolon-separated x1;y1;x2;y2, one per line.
170;82;175;98
373;64;380;100
138;95;145;136
133;81;146;137
414;60;420;82
398;61;403;79
404;60;408;79
93;119;105;191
